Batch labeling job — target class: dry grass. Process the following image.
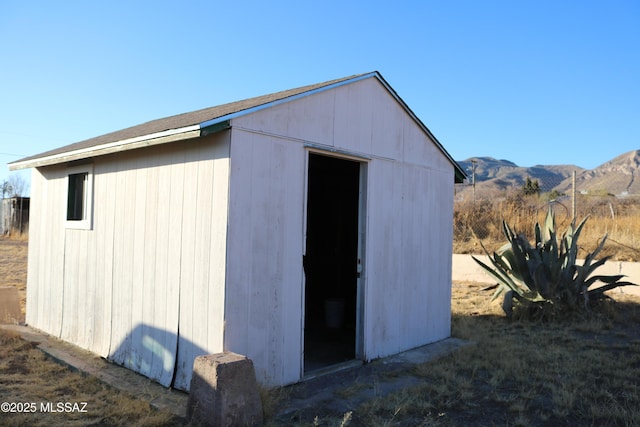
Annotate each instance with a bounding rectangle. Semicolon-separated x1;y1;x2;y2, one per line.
454;195;640;261
0;328;180;426
271;283;640;426
424;283;640;426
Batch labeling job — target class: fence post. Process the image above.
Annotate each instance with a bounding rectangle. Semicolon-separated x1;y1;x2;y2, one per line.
471;159;477;204
572;170;576;222
19;197;23;234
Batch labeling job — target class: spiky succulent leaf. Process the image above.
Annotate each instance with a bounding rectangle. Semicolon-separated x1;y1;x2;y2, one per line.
472;256;522;296
475;206;637;318
542;208;555;242
588;280;637;299
535;222;542;247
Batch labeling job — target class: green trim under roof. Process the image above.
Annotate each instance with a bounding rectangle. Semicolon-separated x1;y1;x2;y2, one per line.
200;120;231;137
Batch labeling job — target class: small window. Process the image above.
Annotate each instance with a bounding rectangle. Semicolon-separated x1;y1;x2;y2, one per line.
67;172;87;220
65;164;93;229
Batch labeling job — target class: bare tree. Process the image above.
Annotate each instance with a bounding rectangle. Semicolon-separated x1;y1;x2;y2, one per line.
7;174;29;197
1;180;13;198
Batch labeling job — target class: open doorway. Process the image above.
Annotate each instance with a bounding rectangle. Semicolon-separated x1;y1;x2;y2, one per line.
303;152;363;374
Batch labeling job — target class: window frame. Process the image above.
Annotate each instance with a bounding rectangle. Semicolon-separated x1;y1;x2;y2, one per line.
65;164;94;230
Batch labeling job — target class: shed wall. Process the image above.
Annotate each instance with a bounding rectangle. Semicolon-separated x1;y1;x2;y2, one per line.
26;134;230;390
224;129;307;386
228;77;454;385
26;167;66;336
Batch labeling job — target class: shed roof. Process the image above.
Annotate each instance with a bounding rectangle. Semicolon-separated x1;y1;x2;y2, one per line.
9;72;465;182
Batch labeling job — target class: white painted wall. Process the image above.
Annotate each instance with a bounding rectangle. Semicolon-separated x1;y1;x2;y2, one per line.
26;134;230;390
229;76;455;384
224;129;307;386
173;137;231;390
26;166;66;336
364;150;453;360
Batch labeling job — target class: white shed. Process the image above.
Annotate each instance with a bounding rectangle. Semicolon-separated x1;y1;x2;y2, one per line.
10;72;465;390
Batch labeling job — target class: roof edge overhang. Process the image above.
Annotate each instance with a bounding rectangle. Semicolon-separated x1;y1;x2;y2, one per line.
8;124;207;170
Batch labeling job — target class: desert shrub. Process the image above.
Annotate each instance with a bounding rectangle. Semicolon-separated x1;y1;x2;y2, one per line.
473;208;636;320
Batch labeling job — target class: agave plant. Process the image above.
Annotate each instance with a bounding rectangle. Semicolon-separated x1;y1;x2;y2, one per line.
473;207;635;319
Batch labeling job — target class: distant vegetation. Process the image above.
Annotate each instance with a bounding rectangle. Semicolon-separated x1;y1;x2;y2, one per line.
473;207;634;320
1;175;29;198
454;193;640;262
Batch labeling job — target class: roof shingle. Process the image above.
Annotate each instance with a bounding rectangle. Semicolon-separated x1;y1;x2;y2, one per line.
12;73;366;165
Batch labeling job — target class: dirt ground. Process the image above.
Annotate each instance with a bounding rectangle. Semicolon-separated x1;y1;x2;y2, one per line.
0;237;27;316
3;235;640;426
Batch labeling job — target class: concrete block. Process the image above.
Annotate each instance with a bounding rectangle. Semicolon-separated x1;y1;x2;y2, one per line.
0;287;22;324
187;352;263;427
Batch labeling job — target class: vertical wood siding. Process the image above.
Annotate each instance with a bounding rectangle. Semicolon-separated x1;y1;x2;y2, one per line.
92;158;116;356
26;167;66;334
27;134;230;390
173;138;229;390
230;76;455;383
224;130;306;386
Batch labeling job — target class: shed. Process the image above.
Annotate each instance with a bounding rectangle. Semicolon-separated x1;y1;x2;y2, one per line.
10;71;465;390
0;197;30;235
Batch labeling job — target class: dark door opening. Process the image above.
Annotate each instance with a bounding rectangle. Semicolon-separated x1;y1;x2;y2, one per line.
304;153;361;373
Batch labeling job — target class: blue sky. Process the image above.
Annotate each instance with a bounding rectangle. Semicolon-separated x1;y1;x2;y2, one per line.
1;1;638;191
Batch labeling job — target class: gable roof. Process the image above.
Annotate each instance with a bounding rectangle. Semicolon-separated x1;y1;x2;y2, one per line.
9;72;465;182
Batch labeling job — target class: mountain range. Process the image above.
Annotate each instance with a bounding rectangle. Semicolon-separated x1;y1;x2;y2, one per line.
456;149;640;198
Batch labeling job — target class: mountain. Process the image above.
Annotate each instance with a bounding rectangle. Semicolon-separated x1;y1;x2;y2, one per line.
567;150;640;196
456;149;640;198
